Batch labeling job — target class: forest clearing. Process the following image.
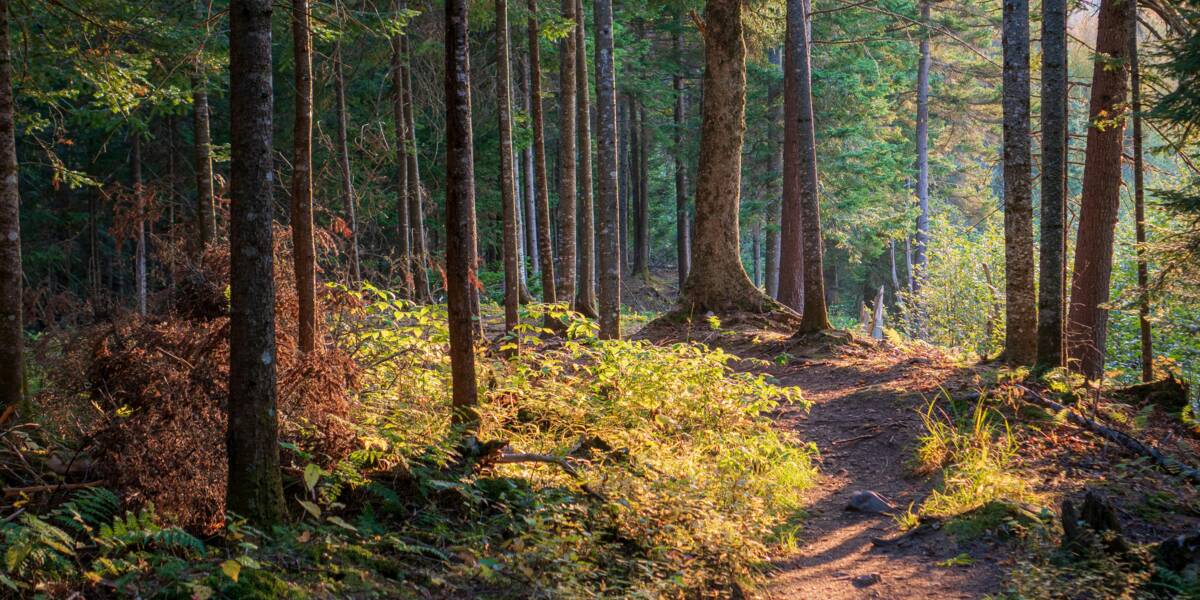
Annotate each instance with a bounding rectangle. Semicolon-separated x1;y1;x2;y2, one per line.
1;0;1199;597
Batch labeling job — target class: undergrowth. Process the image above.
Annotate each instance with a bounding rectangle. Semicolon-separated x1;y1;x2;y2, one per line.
2;282;817;598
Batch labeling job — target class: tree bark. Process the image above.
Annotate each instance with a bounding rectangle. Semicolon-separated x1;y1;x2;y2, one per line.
497;0;520;333
1129;1;1153;383
226;0;286;526
574;0;597;317
618;96;630;268
679;0;779;315
913;0;931;293
402;26;433;302
1002;0;1036;364
765;47;782;299
635;102;650;278
520;55;540;277
794;0;830;333
555;0;577;305
626;95;640;273
1067;0;1129;381
445;0;480;422
333;42;362;284
594;0;620;339
192;59;216;251
528;0;557;305
132;134;147;316
291;0;317;353
1036;0;1068;371
673;28;690;290
777;0;805;312
0;0;23;410
391;0;412;298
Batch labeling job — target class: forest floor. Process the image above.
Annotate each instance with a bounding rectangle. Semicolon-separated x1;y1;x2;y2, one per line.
638;313;1200;599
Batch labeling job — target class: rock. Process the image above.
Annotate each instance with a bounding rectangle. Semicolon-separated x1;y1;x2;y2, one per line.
846;490;895;514
852;573;882;588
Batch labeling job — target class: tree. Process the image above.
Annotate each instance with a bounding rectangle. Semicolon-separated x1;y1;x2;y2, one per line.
1035;0;1067;370
594;0;620;339
132;133;147;316
574;0;597;316
793;0;831;333
291;0;318;353
765;47;782;299
519;56;540;278
496;0;520;332
192;1;216;251
1128;1;1152;383
445;0;480;421
0;0;23;410
226;0;286;525
913;0;931;292
1067;0;1129;380
678;0;778;315
673;27;690;290
777;0;805;312
333;41;362;284
1002;0;1035;364
528;0;556;306
402;25;433;302
392;0;412;298
555;0;577;305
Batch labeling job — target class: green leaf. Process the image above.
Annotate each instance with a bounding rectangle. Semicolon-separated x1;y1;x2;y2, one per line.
303;463;322;492
220;559;241;582
297;499;322;519
326;516;358;532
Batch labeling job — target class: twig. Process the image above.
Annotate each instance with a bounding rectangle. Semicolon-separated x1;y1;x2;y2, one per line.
4;480;106;497
496;453;580;478
831;432;881;446
1015;385;1200;485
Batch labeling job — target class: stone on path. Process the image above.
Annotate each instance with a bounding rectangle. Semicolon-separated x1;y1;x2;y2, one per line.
846;490;895;514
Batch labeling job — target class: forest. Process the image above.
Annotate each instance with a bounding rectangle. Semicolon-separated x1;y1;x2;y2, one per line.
0;0;1198;596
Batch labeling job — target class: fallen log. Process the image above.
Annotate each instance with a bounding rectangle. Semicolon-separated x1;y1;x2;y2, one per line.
1014;384;1200;485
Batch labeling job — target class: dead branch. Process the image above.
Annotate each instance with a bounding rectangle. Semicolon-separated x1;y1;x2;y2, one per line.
3;480;106;498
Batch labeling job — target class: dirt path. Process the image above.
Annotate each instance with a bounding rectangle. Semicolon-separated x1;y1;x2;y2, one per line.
715;336;1008;599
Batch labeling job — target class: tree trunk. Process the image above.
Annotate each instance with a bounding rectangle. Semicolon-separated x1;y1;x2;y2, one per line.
227;0;286;526
777;0;805;312
391;0;412;298
192;1;216;252
497;0;520;333
673;28;690;290
402;26;433;302
520;55;540;277
594;0;620;339
626;95;641;273
574;0;597;316
555;0;577;305
765;47;783;299
132;134;147;316
1067;0;1129;381
333;42;362;284
635;103;650;278
1002;0;1036;365
0;0;23;410
1036;0;1068;370
679;0;778;315
618;96;630;268
1129;2;1153;383
528;0;557;305
913;0;931;292
794;0;830;333
445;0;480;422
291;0;318;353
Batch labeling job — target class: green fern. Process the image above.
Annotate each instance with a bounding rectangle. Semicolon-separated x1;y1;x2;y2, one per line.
52;487;120;535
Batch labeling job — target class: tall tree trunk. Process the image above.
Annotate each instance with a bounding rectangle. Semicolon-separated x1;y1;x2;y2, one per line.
333;42;362;284
626;95;640;272
445;0;480;422
193;2;216;251
752;220;762;286
777;0;805;312
497;0;520;332
765;47;783;299
227;0;286;526
574;0;597;316
1002;0;1036;364
673;27;690;289
528;0;557;305
0;0;23;410
913;0;931;292
555;0;577;304
1036;0;1068;370
291;0;317;353
679;0;778;315
132;134;147;316
402;27;433;302
618;96;630;268
594;0;620;338
635;103;650;278
391;0;412;298
520;55;540;276
794;0;830;333
1129;2;1153;383
1067;0;1129;381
